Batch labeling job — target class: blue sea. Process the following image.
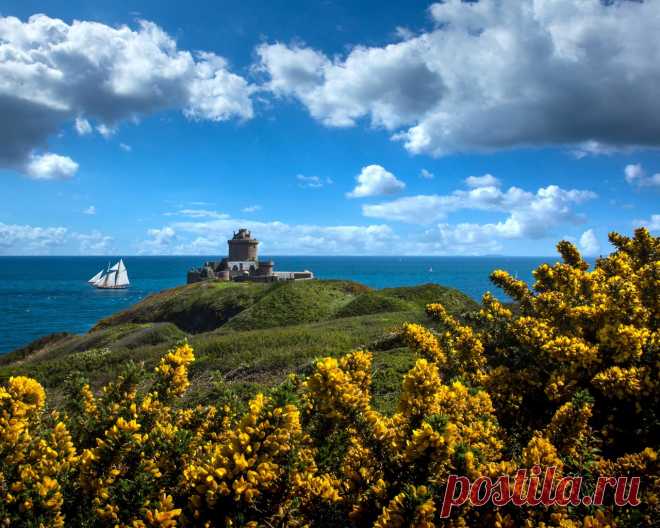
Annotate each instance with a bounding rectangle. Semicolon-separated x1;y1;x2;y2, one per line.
0;255;561;354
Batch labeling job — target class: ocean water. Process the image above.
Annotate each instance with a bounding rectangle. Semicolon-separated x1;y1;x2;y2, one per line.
0;255;561;354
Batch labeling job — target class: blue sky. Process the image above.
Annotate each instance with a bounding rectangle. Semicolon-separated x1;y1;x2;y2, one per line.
0;0;658;256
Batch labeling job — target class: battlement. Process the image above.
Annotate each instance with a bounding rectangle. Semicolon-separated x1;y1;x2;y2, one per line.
228;231;258;261
187;228;313;284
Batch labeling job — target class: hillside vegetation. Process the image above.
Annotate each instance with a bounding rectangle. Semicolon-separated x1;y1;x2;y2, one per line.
0;279;477;408
0;229;656;527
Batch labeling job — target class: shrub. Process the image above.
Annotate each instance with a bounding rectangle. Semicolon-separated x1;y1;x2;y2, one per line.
0;228;657;526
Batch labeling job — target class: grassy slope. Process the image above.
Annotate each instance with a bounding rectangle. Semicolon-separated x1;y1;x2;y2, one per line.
0;279;478;411
92;281;271;332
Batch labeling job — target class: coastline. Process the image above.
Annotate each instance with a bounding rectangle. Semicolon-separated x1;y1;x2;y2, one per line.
0;255;562;354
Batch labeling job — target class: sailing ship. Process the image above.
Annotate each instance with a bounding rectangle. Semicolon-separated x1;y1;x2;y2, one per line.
88;259;130;289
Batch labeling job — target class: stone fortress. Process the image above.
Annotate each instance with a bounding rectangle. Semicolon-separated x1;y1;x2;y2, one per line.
187;228;314;284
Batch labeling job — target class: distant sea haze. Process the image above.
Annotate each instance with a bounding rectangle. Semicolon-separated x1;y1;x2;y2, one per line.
0;255;569;354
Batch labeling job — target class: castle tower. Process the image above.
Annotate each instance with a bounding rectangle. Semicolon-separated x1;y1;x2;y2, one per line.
228;228;259;261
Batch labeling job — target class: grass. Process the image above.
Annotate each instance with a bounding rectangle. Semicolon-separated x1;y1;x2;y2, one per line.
93;281;268;332
221;280;368;331
0;279;478;412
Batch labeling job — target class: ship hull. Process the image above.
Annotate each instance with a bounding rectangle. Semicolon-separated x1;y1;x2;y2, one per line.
93;284;129;289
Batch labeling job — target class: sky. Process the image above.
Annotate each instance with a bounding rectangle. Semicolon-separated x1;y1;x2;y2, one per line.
0;0;659;256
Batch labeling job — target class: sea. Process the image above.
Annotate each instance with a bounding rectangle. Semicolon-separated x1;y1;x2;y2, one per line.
0;255;563;354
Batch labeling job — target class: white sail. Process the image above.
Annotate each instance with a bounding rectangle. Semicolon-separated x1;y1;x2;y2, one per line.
92;259;129;288
88;269;105;283
115;259;130;287
96;269;116;287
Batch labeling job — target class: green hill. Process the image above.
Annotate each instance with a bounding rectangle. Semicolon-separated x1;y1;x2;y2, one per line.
0;279;478;411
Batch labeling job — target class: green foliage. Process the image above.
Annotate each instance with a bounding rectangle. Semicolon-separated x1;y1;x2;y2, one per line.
94;281;268;332
221;280;365;330
335;292;414;318
0;280;478;412
380;283;479;312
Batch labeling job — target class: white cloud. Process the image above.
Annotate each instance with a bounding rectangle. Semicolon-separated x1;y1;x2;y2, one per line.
75;117;92;135
624;163;660;188
636;214;660;232
138;176;596;255
23;153;79;180
142;226;177;253
363;178;596;249
256;40;443;130
364;182;594;228
419;168;434;180
140;217;399;255
164;209;229;219
0;222;68;254
465;174;500;188
119;143;132;152
346;165;405;198
570;140;624;159
297;175;325;188
0;221;116;254
579;228;600;257
83;205;96;215
96;124;116;139
185;52;255;122
419;224;504;255
365;194;453;223
242;205;261;213
394;26;415;41
72;230;113;254
256;1;660;157
0;14;253;178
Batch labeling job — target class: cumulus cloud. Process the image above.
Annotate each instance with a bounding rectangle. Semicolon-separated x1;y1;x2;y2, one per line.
363;179;595;243
242;205;261;213
420;168;434;180
256;41;444;130
364;183;594;227
579;228;600;257
347;165;405;198
256;1;660;157
624;163;660;188
83;205;96;215
119;143;132;152
465;174;500;188
0;14;253;178
23;153;79;180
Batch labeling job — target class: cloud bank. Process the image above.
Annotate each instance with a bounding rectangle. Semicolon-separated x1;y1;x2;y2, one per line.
257;0;660;157
0;222;113;254
361;177;595;253
140;218;398;255
0;14;254;179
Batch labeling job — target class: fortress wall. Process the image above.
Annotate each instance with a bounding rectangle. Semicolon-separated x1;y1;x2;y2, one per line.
228;240;258;261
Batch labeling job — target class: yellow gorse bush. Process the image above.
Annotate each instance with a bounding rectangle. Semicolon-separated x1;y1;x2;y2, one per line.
0;228;657;527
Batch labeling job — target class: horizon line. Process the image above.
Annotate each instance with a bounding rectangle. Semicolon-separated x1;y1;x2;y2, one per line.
0;254;582;259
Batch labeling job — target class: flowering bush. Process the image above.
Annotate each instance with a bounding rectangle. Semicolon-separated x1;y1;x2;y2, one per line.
0;228;657;526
